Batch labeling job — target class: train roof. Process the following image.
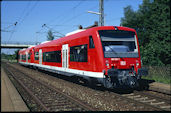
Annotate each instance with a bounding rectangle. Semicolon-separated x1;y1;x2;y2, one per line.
19;45;35;54
40;41;50;44
34;26;136;49
65;29;86;36
28;45;35;48
19;48;27;54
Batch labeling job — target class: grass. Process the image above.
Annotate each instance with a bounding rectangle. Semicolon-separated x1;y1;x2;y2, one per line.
1;59;17;63
142;66;171;84
142;75;170;84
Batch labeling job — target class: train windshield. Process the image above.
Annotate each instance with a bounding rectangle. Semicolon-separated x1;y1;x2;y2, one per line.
98;30;139;58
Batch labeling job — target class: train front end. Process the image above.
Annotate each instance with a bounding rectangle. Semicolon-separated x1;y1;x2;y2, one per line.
98;26;148;89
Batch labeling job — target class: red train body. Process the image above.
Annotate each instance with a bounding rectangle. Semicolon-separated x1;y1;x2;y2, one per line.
18;26;148;89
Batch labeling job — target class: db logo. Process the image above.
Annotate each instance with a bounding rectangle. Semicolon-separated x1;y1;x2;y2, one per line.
120;61;126;65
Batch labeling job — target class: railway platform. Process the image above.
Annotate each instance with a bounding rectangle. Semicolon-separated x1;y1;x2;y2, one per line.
1;67;29;112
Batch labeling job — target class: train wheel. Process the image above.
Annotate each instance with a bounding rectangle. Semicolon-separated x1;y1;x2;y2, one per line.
137;79;149;91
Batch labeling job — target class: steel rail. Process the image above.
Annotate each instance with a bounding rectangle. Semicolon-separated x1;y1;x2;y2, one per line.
135;90;171;104
4;67;49;111
120;90;170;111
4;64;96;111
4;62;169;111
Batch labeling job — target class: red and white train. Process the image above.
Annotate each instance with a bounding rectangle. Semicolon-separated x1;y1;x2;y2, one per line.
18;26;148;89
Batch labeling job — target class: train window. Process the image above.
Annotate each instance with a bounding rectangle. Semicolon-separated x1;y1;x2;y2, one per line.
20;54;22;60
98;30;139;58
43;50;61;63
89;36;95;48
28;53;30;60
70;44;88;62
22;55;26;60
35;52;39;60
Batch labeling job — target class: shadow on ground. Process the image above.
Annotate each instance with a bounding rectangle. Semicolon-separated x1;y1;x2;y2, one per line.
24;66;156;95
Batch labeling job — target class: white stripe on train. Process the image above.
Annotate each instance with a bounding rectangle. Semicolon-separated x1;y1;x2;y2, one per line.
19;62;104;78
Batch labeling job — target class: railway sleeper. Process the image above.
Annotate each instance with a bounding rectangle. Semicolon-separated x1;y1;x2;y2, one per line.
134;97;148;101
140;99;156;103
150;102;165;105
49;105;81;110
127;95;141;98
160;106;171;109
45;103;73;108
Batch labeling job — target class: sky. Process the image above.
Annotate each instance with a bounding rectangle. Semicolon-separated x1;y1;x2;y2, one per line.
1;0;143;54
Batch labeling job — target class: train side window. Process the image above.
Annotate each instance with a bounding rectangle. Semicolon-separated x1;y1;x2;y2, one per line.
24;55;26;60
70;44;88;62
43;50;61;63
22;55;26;60
20;54;22;60
35;52;39;60
89;36;95;48
28;53;30;60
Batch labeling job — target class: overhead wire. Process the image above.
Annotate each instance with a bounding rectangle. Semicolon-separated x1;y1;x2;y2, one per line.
72;0;85;10
2;24;15;31
6;1;31;41
38;1;98;39
42;24;65;36
45;0;86;26
47;24;80;27
57;1;91;26
2;1;30;34
2;1;8;13
7;25;17;42
58;4;99;32
61;1;100;26
42;0;88;34
7;0;39;42
16;0;31;23
19;0;39;25
38;1;87;38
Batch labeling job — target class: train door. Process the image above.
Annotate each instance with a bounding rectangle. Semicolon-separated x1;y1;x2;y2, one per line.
20;54;22;61
62;44;69;69
26;52;28;63
39;49;42;64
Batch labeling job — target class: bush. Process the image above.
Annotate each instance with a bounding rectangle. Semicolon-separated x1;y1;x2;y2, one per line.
142;66;171;84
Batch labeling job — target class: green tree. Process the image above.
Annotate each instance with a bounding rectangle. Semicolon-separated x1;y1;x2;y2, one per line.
47;30;54;41
1;53;15;61
121;0;170;66
14;50;19;61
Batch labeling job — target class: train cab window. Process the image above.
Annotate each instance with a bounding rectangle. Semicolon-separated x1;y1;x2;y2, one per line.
70;44;88;62
89;36;95;48
43;50;61;63
35;52;39;60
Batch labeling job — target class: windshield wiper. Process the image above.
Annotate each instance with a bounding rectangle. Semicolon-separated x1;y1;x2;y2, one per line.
104;44;125;60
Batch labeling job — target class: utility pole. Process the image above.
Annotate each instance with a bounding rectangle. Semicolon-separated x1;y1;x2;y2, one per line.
99;0;104;26
88;0;104;26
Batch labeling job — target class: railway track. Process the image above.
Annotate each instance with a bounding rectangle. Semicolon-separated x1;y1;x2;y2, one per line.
3;64;96;111
148;87;171;95
121;90;171;111
3;62;171;111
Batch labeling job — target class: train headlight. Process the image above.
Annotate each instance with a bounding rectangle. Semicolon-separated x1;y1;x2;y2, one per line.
120;61;126;65
136;62;139;66
105;60;109;68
